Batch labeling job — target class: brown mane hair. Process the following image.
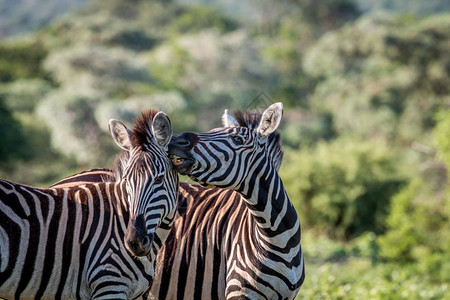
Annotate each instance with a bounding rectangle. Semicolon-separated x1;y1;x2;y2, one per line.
232;109;284;167
107;109;160;181
131;109;160;148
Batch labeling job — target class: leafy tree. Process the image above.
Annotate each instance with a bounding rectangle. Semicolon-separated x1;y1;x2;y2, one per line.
303;13;450;144
149;29;278;130
36;89;114;166
0;41;49;83
378;178;450;281
168;5;239;34
378;110;450;281
287;0;360;31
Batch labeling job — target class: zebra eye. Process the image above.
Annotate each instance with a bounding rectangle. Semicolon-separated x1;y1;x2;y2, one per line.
154;175;164;184
232;136;244;145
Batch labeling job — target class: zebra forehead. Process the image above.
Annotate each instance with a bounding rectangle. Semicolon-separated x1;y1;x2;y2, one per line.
131;109;160;148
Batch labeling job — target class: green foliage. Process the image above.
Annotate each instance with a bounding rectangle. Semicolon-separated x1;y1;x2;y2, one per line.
281;112;336;148
378;179;450;281
44;46;154;97
0;113;78;186
168;5;239;34
297;231;449;299
291;0;360;31
36;89;114;166
378;180;426;262
298;258;450;299
0;41;49;83
148;29;278;129
434;110;450;169
0;79;51;112
282;138;405;239
304;13;450;143
378;111;450;282
0;99;31;166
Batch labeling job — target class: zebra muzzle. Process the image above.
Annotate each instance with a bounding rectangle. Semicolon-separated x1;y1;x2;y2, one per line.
170;155;184;167
125;215;153;257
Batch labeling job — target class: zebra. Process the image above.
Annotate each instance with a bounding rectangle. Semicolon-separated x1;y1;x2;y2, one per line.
48;103;304;299
0;109;178;299
50;168;113;189
152;102;305;299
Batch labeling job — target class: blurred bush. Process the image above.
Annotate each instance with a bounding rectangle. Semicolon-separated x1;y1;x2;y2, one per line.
0;99;31;166
378;110;450;282
281;137;405;239
303;13;450;143
149;29;278;129
167;5;239;34
378;177;450;282
36;89;112;165
434;110;450;169
0;41;49;82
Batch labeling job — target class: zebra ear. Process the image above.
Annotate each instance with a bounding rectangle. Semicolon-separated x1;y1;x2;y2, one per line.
152;111;172;150
109;119;133;151
257;102;283;138
222;109;239;127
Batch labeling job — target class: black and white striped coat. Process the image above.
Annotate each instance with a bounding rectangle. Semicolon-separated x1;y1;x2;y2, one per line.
152;103;304;299
0;110;178;299
48;104;304;299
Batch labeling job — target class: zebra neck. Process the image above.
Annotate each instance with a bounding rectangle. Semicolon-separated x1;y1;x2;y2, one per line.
238;164;300;244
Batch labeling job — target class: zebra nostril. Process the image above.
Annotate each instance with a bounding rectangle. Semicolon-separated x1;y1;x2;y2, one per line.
176;136;191;147
142;236;150;248
174;132;196;148
179;139;190;146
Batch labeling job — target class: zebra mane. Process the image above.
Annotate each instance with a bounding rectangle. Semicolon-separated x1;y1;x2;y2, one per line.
108;109;160;181
232;110;263;130
131;109;160;148
109;151;128;182
232;109;284;169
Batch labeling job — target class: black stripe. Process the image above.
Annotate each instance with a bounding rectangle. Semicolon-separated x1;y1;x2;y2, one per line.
36;193;60;298
15;187;43;298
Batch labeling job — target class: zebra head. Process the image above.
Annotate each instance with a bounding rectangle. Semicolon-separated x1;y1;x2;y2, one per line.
109;110;178;257
169;102;283;190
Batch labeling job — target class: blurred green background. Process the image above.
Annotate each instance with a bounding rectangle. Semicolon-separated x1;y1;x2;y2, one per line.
0;0;449;298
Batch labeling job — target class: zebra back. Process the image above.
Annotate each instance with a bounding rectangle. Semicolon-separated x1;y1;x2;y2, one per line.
49;168;113;188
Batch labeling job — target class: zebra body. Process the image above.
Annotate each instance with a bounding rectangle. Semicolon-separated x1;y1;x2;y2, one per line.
50;168;112;188
151;180;302;299
48;104;304;299
0;180;151;299
163;103;304;299
0;110;178;299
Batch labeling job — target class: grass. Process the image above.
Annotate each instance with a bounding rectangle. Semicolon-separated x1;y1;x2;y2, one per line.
296;232;450;299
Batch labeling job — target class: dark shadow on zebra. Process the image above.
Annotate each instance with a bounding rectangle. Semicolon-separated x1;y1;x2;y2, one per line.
0;109;178;299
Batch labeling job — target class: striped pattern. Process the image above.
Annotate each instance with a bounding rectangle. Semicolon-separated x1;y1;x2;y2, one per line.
153;103;304;299
0;110;178;299
50;168;113;188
